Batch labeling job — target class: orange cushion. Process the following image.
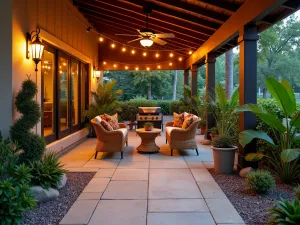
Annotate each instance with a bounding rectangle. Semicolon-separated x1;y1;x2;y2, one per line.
173;112;185;127
100;120;113;131
182;115;194;129
101;113;119;130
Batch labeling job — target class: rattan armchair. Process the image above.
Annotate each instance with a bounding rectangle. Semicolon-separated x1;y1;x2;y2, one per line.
165;120;199;156
91;119;128;159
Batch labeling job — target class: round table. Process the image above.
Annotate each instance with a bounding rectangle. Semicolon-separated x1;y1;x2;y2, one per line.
136;128;162;153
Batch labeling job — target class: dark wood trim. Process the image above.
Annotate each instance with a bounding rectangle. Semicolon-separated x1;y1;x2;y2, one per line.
196;0;242;12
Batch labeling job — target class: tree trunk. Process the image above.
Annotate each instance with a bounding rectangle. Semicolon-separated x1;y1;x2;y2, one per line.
147;85;151;100
225;49;234;100
172;70;178;100
263;88;267;99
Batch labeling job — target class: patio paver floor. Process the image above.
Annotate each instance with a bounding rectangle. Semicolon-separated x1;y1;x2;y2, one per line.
59;130;245;225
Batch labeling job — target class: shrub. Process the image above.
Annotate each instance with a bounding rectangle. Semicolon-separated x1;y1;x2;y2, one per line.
294;185;300;200
269;199;300;224
155;100;171;114
246;170;275;194
30;152;66;190
169;100;181;114
212;135;236;148
0;135;36;225
10;78;46;163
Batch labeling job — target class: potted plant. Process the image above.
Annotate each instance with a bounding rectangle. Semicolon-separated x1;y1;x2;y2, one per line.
212;135;238;173
144;122;153;131
199;120;207;135
209;127;218;141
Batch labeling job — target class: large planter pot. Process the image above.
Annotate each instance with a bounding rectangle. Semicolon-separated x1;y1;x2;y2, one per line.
211;146;238;174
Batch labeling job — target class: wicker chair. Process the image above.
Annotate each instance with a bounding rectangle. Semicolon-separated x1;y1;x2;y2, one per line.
165;120;199;156
91;119;128;159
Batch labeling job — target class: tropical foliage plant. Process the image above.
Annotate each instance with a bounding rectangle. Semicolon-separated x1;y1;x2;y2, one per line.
30;152;66;190
0;135;36;225
86;80;123;121
209;83;239;136
212;135;236;148
235;77;300;183
269;199;300;224
295;185;300;200
10;78;46;163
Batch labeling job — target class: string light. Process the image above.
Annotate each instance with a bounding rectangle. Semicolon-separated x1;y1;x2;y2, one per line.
135;67;139;71
99;36;104;42
157;65;161;69
146;67;150;71
131;49;135;54
169;53;174;57
103;61;107;65
188;50;192;55
155;52;159;58
122;46;126;52
125;66;128;70
143;52;147;57
111;43;116;48
113;64;117;68
178;57;182;61
169;62;173;66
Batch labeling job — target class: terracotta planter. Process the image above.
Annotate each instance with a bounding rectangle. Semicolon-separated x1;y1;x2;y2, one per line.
210;133;217;141
200;125;206;135
144;126;153;131
211;146;238;174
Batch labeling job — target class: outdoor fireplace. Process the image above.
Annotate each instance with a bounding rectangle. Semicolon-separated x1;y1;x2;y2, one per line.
136;107;163;131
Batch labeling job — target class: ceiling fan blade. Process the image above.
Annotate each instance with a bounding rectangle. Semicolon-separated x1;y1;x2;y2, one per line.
151;37;167;45
154;33;175;38
115;34;141;36
127;37;144;43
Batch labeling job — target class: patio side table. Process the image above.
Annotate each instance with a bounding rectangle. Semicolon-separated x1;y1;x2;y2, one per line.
136;128;161;153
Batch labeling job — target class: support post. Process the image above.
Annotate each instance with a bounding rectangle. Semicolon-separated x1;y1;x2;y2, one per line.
190;65;198;97
184;69;189;86
238;25;259;169
205;54;216;139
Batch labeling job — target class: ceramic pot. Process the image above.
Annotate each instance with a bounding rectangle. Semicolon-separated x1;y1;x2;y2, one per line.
144;126;153;131
211;146;238;174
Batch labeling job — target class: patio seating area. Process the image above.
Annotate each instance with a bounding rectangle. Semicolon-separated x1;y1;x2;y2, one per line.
59;125;245;225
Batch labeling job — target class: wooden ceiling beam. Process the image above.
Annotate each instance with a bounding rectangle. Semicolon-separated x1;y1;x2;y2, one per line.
150;0;229;22
120;0;221;30
191;0;242;12
282;0;300;10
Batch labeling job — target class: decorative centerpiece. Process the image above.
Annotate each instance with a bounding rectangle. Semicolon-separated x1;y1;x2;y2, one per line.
144;122;153;131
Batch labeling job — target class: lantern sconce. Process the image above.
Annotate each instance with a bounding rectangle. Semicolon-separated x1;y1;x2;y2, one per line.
26;27;45;72
93;66;101;79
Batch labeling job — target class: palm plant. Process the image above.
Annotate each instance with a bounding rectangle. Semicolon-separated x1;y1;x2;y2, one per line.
86;80;123;121
209;83;239;136
235;77;300;183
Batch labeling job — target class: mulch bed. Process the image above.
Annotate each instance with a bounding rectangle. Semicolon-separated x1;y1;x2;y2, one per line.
209;169;295;225
21;172;95;225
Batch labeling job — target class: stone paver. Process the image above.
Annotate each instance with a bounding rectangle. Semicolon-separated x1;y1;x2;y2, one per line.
186;161;206;169
207;198;244;224
83;159;120;168
88;200;147;225
112;169;148;180
102;181;148;199
77;192;102;200
197;181;227;199
118;161;149;168
147;212;216;225
191;168;215;182
148;199;209;212
94;169;116;177
150;160;188;168
59;200;98;225
149;169;202;199
83;178;110;193
65;167;99;172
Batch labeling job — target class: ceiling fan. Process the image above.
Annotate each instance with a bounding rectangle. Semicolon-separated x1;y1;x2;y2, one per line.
115;6;175;47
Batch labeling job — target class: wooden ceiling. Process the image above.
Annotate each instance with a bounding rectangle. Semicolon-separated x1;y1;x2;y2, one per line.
72;0;300;70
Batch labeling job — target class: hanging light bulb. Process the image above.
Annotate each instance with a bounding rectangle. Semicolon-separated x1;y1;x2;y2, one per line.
125;66;128;70
178;57;182;61
131;49;135;54
143;52;147;57
169;62;173;66
103;61;107;65
111;43;116;48
188;50;192;55
169;53;174;57
135;67;139;71
99;36;104;42
146;67;150;71
122;46;126;52
113;64;117;68
155;52;159;58
157;65;161;69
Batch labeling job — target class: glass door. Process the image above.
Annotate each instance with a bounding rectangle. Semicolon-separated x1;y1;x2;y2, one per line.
58;53;71;139
71;59;80;132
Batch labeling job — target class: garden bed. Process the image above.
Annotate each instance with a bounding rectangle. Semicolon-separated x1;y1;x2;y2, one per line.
21;172;95;225
209;169;295;225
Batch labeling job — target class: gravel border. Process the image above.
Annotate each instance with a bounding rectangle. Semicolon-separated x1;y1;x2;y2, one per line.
209;169;295;225
21;172;95;225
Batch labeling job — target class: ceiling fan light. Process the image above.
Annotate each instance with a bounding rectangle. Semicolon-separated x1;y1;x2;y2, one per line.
140;38;153;47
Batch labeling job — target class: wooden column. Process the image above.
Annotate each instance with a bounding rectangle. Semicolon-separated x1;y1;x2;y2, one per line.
205;54;216;139
190;65;198;97
238;25;259;169
184;69;189;86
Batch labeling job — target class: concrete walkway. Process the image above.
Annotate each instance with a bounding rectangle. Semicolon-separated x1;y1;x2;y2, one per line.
59;130;245;225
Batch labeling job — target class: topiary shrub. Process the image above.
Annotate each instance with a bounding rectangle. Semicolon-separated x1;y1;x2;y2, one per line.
294;185;300;200
246;170;275;194
269;199;300;224
30;152;66;190
10;78;46;163
0;135;36;224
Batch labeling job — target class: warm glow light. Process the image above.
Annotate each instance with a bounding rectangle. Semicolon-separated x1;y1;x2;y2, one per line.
103;61;107;65
147;67;150;71
63;62;67;66
125;66;128;70
122;47;126;52
111;43;115;48
135;67;139;71
140;38;153;47
113;64;117;68
155;53;159;58
99;37;104;42
143;52;147;57
94;70;101;78
169;53;174;57
179;57;182;61
157;65;161;69
131;49;135;54
59;70;62;74
169;62;173;66
188;50;193;55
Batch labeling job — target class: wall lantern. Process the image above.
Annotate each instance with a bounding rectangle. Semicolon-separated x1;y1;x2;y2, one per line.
93;66;101;79
26;27;45;72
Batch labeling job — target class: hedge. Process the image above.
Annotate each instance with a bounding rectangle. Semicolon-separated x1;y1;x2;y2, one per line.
118;99;180;121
